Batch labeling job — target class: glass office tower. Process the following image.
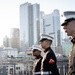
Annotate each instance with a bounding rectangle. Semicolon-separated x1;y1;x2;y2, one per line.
20;2;40;51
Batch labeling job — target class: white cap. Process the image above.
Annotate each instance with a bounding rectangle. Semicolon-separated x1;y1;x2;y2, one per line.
62;11;75;19
40;34;54;41
32;45;42;51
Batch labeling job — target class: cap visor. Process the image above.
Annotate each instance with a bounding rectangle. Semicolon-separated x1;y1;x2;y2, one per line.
39;38;49;42
61;22;67;26
39;39;42;42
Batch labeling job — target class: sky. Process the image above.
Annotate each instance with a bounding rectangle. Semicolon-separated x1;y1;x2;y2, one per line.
0;0;75;46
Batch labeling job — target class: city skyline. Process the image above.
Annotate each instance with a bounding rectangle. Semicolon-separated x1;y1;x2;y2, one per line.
0;0;75;46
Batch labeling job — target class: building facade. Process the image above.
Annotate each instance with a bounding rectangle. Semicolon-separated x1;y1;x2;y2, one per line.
3;36;11;47
20;2;40;51
40;10;61;47
10;28;20;51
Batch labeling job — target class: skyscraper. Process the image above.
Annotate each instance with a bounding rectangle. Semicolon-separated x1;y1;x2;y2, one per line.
40;9;61;47
20;2;40;51
10;28;20;51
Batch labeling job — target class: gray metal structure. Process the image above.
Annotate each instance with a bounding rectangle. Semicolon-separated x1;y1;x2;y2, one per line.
0;56;68;75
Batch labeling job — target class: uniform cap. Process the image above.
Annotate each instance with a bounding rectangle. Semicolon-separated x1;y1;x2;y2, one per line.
61;17;75;26
32;45;42;52
40;34;54;42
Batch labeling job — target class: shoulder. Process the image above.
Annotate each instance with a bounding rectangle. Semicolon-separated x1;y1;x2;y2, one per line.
47;50;55;57
47;50;57;60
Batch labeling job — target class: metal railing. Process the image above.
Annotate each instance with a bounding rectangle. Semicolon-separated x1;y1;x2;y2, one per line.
0;57;68;75
57;57;68;75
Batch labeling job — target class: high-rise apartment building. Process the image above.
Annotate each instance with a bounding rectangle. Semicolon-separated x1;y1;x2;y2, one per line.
10;28;20;51
20;2;40;51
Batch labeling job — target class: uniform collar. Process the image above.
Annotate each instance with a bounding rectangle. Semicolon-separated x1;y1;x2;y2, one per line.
44;47;51;52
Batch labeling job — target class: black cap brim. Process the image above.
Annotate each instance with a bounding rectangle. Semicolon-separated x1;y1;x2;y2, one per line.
39;38;52;42
61;17;75;26
39;38;48;42
61;22;67;26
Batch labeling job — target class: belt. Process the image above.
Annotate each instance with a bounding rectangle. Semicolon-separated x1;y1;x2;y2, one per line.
41;71;52;74
34;72;41;74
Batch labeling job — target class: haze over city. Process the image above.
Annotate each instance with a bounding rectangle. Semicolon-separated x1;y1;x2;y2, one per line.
0;0;75;46
0;1;75;75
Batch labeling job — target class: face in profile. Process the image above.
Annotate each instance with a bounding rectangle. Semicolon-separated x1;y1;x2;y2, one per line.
40;40;47;49
33;50;40;56
63;21;75;36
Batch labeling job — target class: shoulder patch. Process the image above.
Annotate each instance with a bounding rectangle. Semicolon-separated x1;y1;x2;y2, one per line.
49;58;55;64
